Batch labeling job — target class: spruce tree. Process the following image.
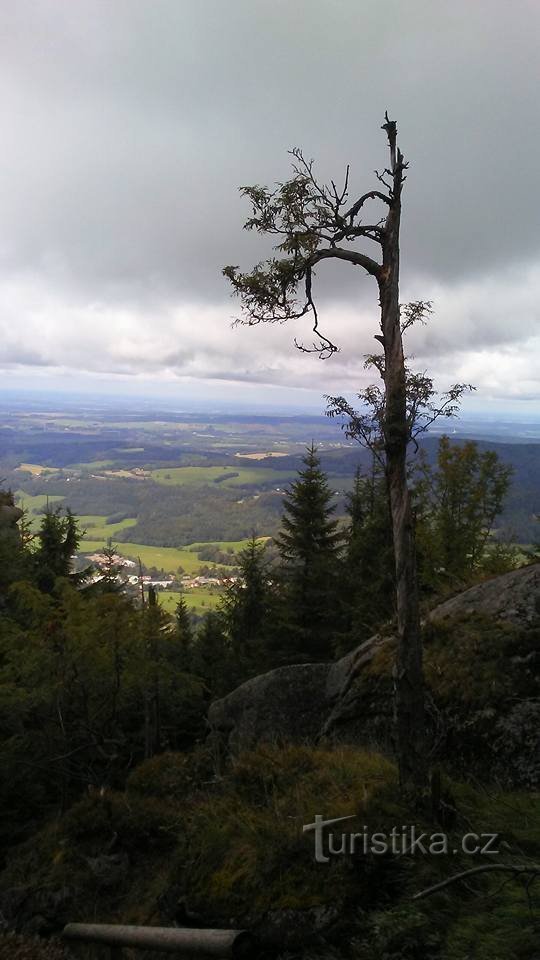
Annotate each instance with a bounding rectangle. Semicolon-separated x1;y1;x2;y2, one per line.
191;611;231;698
275;443;342;661
33;506;81;593
337;462;395;654
175;594;194;669
220;535;273;677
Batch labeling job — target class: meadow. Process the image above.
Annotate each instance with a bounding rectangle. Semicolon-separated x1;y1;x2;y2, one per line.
14;490;65;529
79;532;260;574
158;587;222;614
151;465;296;487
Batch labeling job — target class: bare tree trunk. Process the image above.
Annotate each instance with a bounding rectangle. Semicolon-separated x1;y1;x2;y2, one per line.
379;120;427;796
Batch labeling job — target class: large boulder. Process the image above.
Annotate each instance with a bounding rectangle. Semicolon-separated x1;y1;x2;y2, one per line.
208;565;540;785
428;563;540;626
208;662;330;761
0;497;23;544
208;630;394;759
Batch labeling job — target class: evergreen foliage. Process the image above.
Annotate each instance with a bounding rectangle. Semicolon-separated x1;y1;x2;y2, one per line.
336;463;395;654
415;437;514;588
219;535;275;676
275;443;343;661
175;594;194;668
190;611;231;698
32;506;82;592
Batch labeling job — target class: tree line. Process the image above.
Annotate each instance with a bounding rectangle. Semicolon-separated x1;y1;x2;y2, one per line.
0;429;513;859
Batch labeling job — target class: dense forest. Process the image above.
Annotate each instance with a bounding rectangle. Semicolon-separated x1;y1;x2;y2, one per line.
1;433;538;958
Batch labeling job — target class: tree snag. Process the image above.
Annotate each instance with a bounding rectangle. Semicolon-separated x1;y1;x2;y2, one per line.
376;116;427;796
224;114;428;796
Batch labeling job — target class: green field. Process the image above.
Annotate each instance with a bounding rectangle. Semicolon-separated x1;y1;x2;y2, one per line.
158;588;222;615
151;465;295;487
81;541;210;573
79;515;138;539
75;460;116;470
187;536;269;551
79;531;265;574
14;490;65;528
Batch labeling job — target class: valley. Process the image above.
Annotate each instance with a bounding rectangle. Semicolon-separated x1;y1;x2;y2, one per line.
2;393;540;616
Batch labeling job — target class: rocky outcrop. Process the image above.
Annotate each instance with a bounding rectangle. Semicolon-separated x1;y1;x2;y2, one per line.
208;565;540;785
208;662;330;761
0;496;23;544
428;563;540;626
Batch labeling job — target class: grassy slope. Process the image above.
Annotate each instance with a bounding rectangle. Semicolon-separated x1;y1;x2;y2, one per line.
151;465;296;487
13;490;65;530
79;515;138;539
79;533;257;574
4;745;538;959
158;588;222;614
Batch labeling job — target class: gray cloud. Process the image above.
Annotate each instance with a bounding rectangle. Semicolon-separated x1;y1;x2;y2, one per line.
0;0;539;406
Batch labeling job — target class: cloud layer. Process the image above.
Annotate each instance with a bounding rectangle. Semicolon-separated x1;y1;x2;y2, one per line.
1;0;539;408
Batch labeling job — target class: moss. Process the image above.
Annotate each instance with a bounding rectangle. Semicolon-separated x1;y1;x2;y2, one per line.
126;747;214;802
1;745;538;957
61;790;181;856
423;613;539;706
171;745;400;918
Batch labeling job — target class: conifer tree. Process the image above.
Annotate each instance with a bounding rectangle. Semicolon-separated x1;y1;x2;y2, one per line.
275;443;342;661
175;594;194;669
337;463;395;654
95;538;124;593
220;535;274;676
191;611;231;698
33;506;81;593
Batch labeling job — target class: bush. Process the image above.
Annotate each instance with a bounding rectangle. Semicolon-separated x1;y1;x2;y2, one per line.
126;748;214;802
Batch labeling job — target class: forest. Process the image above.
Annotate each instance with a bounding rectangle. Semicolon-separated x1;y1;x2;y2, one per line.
1;427;538;958
1;4;540;955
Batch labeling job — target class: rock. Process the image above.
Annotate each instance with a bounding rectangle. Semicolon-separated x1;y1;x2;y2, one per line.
0;501;23;543
429;563;540;626
208;662;330;759
207;565;540;786
208;631;390;759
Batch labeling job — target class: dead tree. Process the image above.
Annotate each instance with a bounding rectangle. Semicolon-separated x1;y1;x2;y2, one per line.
224;115;428;795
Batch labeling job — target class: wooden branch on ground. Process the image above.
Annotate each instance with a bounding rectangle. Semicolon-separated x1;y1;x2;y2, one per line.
413;863;540;900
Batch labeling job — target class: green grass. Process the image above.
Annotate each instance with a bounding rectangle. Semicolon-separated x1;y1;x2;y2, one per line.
151;465;296;488
158;588;222;614
14;490;65;529
79;515;138;540
80;540;232;575
187;536;269;552
75;459;116;470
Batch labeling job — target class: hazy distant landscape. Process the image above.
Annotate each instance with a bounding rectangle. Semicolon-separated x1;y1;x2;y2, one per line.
2;392;539;614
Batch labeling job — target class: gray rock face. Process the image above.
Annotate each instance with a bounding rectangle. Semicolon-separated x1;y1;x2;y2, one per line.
208;565;540;780
429;563;540;626
0;502;23;541
208;632;393;759
208;662;330;759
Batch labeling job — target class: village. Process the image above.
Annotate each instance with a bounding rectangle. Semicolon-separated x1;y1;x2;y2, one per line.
85;549;239;595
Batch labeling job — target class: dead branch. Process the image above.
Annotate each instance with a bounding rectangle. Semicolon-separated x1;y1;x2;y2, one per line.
413;863;540;900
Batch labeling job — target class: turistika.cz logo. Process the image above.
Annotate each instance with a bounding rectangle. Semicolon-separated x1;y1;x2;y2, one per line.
303;815;500;864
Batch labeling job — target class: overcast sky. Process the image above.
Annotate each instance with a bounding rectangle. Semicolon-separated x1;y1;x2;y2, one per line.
1;0;539;414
